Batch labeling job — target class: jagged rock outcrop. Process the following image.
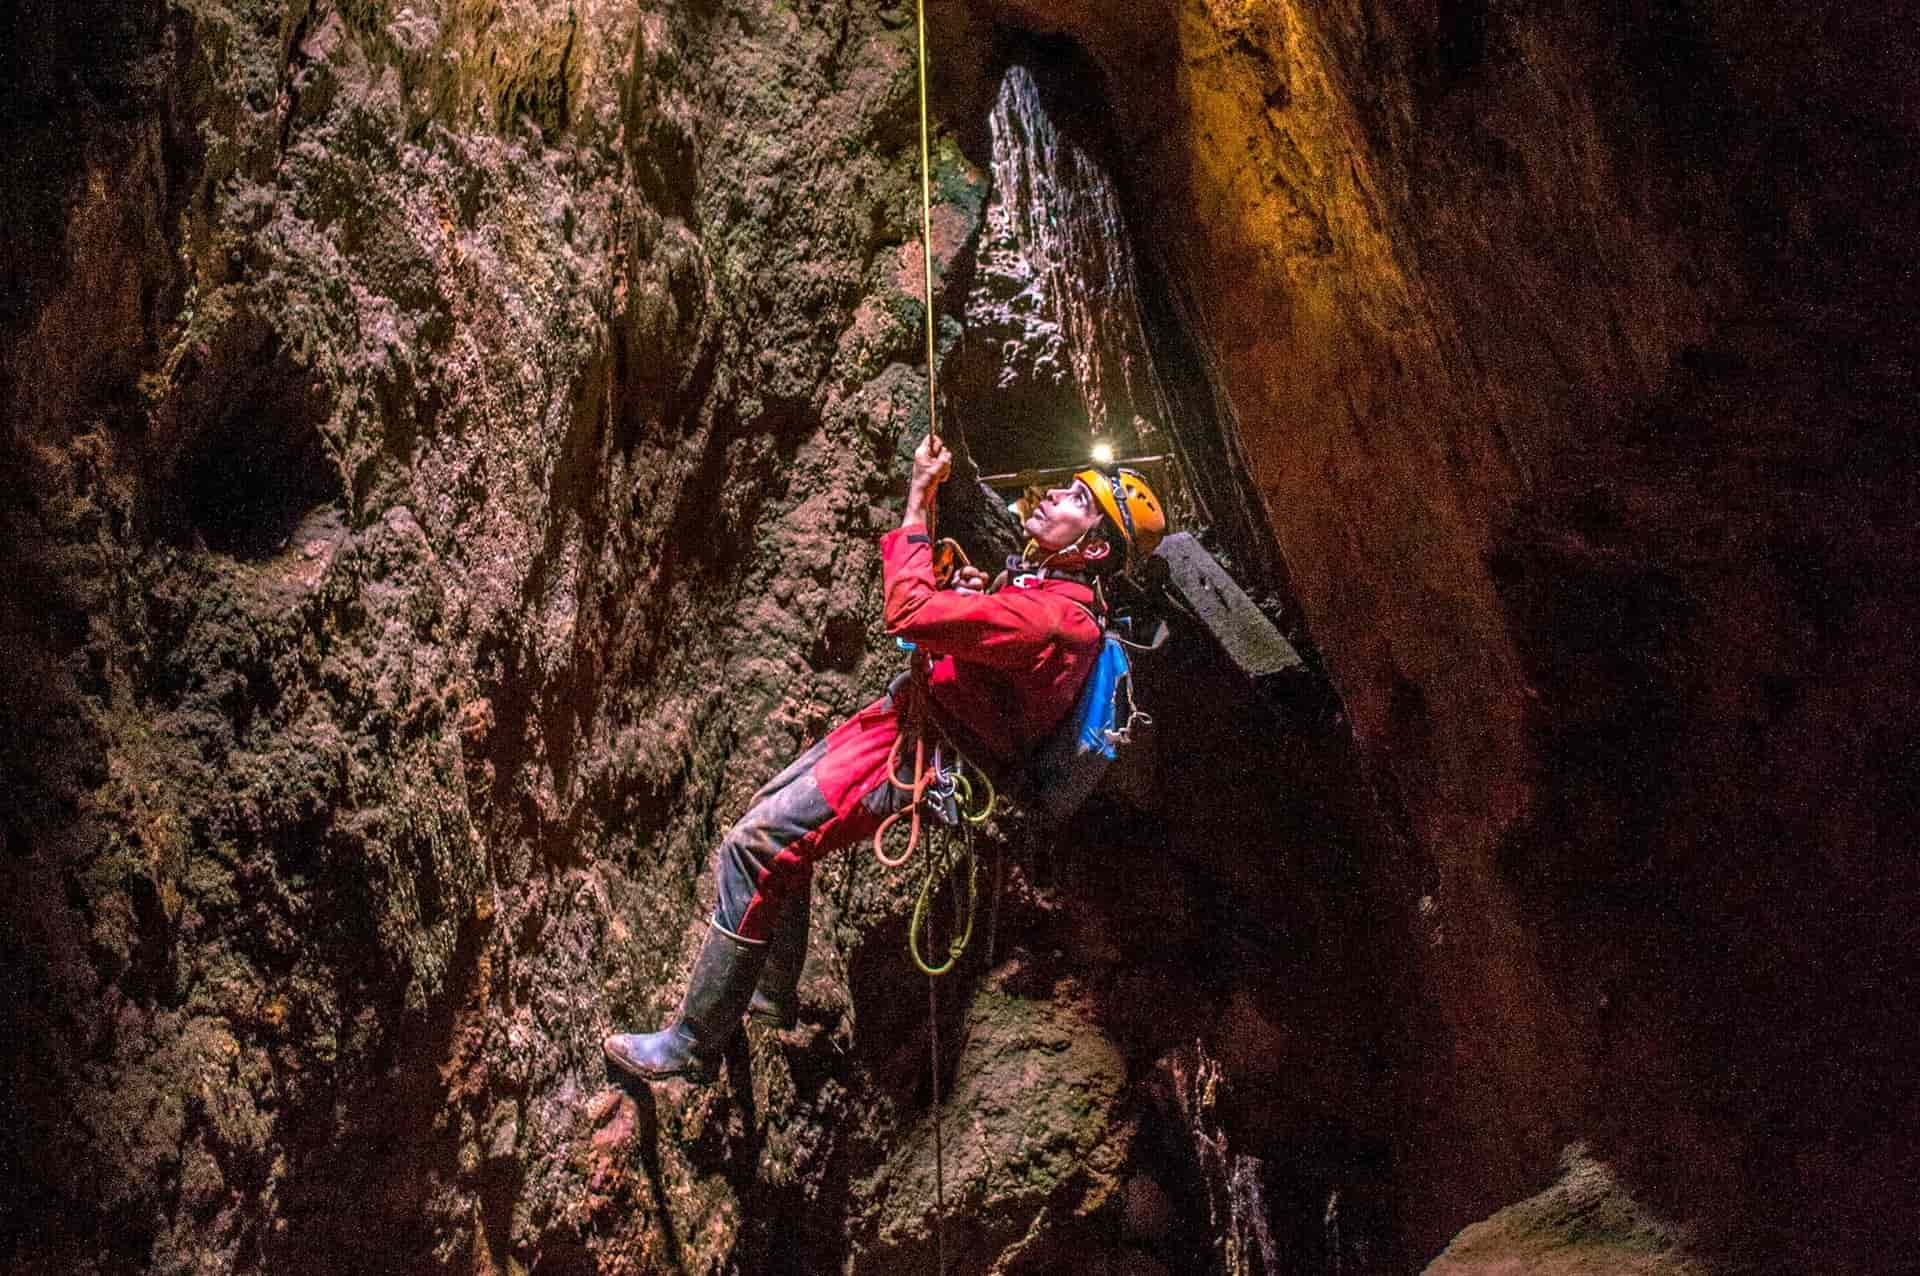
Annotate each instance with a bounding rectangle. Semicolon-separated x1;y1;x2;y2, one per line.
4;0;1916;1273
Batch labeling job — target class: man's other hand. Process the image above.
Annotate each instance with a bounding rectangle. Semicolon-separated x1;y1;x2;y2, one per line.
947;565;989;594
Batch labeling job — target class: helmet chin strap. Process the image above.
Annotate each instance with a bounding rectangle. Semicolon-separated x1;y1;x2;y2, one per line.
1015;534;1112;615
1021;529;1105;575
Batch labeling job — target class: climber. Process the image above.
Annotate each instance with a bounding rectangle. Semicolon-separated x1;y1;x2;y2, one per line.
603;435;1167;1084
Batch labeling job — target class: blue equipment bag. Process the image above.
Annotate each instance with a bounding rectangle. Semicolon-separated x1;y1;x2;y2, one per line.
1026;634;1136;823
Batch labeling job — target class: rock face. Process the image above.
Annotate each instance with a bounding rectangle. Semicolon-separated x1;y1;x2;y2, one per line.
1;0;984;1268
3;0;1916;1274
952;61;1161;469
963;0;1920;1270
1425;1145;1706;1276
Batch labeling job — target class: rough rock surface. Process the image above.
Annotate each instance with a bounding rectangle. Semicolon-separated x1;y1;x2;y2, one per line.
850;965;1131;1274
0;0;1009;1269
4;0;1918;1273
1425;1145;1706;1276
952;61;1161;470
960;1;1920;1270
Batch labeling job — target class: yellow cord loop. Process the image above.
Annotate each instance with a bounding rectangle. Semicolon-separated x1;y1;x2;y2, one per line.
911;826;977;977
905;754;993;977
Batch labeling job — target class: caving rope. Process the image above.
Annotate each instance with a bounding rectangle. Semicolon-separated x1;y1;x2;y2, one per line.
867;0;995;956
871;4;968;1272
870;0;957;879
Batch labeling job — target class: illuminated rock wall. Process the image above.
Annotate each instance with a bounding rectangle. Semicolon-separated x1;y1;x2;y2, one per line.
3;0;1915;1272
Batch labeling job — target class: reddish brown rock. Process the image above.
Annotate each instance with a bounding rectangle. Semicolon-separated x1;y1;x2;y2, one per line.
1425;1145;1706;1276
3;0;1916;1272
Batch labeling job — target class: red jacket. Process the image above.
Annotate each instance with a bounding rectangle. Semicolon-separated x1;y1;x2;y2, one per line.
812;523;1104;815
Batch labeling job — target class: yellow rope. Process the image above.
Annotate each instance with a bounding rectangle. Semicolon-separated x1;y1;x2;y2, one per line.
875;0;943;877
916;0;937;450
910;826;976;977
911;12;951;1275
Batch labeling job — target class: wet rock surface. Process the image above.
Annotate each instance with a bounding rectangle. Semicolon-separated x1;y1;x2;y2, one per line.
4;0;1917;1273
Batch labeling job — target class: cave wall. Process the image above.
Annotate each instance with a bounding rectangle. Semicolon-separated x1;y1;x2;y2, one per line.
0;0;1062;1269
5;0;1918;1272
965;0;1920;1269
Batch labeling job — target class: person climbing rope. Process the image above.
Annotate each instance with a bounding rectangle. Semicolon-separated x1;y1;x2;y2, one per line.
602;434;1168;1084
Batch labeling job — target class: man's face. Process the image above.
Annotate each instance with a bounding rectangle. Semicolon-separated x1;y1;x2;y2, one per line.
1025;478;1107;553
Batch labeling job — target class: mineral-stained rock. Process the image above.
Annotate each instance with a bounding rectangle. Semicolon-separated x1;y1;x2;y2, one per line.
4;0;1918;1271
952;61;1162;470
961;1;1920;1269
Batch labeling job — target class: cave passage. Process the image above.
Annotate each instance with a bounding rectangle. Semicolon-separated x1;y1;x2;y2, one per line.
944;43;1214;555
890;34;1398;1276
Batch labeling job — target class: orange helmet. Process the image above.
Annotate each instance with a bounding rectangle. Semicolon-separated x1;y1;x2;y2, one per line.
1072;467;1167;567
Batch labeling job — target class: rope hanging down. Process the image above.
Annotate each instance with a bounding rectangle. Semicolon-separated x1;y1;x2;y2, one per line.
914;6;949;1274
916;0;938;455
872;0;965;879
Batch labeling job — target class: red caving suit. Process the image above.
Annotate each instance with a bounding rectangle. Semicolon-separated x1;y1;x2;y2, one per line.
717;522;1103;941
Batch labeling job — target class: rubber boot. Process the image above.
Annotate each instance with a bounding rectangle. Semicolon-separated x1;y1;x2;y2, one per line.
748;880;810;1028
604;922;767;1084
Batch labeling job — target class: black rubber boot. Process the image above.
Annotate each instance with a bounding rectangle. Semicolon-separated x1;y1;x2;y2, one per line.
604;923;767;1084
748;881;810;1028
